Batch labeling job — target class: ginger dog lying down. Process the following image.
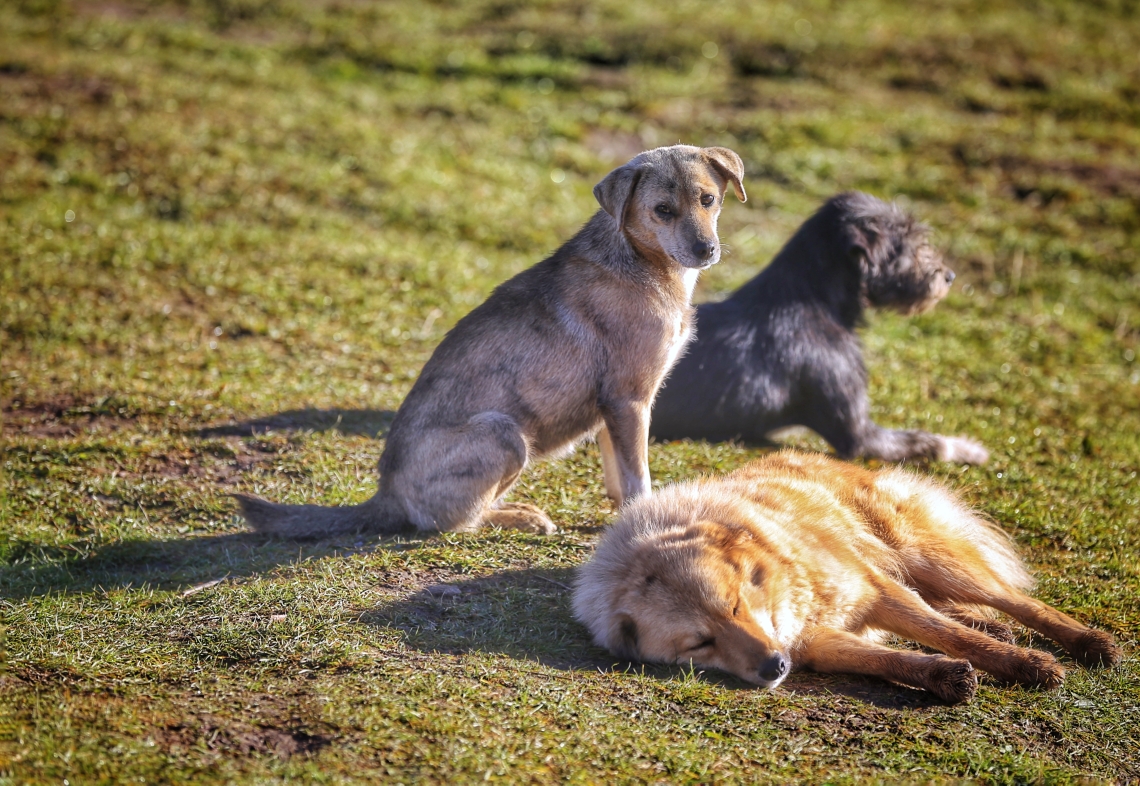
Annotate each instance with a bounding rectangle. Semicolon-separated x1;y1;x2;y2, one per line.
574;452;1121;703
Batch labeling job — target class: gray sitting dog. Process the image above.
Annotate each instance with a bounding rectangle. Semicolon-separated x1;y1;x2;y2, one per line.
651;191;987;464
236;145;746;537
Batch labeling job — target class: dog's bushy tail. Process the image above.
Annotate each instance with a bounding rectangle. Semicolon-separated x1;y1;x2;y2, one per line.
233;493;404;538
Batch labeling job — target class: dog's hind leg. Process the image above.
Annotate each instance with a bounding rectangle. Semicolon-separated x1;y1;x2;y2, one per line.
799;378;985;464
983;593;1122;668
798;628;977;703
933;605;1015;644
390;412;556;535
861;427;988;465
867;580;1066;688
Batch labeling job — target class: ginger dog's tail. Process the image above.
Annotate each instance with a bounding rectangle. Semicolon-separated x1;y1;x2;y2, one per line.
233;493;404;538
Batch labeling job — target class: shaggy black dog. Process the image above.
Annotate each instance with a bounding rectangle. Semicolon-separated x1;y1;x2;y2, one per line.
651;191;988;464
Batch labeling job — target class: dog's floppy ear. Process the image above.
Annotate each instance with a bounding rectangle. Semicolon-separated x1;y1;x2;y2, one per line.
845;219;880;270
608;612;640;661
593;164;645;233
703;147;747;203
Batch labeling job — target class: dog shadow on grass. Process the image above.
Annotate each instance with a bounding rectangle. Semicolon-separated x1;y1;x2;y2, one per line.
198;408;397;439
360;566;952;710
0;530;430;601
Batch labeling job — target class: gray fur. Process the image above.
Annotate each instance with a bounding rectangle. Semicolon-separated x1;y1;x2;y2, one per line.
236;145;747;537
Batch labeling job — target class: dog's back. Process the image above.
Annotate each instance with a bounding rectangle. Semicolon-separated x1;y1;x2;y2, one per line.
650;198;863;443
729;452;1032;602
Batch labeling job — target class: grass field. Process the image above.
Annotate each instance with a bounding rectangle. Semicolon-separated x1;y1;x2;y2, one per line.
2;0;1139;782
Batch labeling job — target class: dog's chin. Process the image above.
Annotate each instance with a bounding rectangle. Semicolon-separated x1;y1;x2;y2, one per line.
751;673;789;690
875;285;949;316
891;294;946;317
678;254;720;271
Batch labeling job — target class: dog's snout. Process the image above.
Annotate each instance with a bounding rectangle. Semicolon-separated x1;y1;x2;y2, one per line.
691;239;716;261
944;269;956;284
758;652;788;683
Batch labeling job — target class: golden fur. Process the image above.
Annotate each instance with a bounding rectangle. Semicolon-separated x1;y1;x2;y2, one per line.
574;451;1121;703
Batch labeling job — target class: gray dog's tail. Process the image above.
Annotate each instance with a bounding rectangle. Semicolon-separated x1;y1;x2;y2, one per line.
233;493;404;538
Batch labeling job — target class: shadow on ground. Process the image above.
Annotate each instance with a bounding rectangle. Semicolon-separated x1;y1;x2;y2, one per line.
0;530;426;601
362;567;951;710
198;408;396;439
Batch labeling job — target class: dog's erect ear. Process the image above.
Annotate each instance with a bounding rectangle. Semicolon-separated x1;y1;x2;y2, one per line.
609;612;640;661
593;164;645;233
703;147;747;203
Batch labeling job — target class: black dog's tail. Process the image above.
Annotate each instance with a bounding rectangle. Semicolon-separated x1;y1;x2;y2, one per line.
233;492;403;538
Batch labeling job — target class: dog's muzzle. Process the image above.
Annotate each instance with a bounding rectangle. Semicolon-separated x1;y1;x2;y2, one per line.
681;247;721;270
758;651;790;686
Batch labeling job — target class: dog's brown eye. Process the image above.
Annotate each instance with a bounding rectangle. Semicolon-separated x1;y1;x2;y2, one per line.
751;566;765;587
655;204;672;218
700;194;715;207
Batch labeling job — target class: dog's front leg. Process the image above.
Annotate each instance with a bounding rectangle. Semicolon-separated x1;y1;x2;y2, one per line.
598;403;652;506
869;581;1066;689
596;426;626;504
799;628;978;704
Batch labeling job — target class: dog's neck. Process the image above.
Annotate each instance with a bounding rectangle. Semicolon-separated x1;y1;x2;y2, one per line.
575;211;701;308
732;212;865;328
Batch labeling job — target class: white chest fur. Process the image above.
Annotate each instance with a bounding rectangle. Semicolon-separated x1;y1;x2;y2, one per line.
681;267;700;301
662;316;692;374
661;268;700;373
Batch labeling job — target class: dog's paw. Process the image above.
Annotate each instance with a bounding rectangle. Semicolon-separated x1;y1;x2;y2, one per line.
940;607;1016;644
486;503;558;535
927;657;977;704
937;436;989;465
955;616;1015;644
1006;649;1065;689
976;620;1016;644
1071;629;1123;669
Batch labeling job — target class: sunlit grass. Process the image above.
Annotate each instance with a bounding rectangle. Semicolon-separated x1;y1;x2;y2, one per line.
2;0;1138;782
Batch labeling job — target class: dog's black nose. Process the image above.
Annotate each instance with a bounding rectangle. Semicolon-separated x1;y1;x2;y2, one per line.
691;239;716;261
759;652;788;683
944;269;956;284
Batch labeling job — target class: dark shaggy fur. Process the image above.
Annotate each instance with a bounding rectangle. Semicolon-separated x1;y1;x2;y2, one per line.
651;191;988;464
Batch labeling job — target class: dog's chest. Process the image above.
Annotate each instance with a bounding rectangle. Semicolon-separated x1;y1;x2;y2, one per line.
661;312;693;373
660;269;700;371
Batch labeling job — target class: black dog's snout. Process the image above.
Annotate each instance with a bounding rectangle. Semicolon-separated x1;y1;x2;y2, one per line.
691;239;716;261
759;652;788;682
944;269;956;284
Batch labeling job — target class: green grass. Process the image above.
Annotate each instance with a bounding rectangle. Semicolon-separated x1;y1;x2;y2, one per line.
2;0;1139;782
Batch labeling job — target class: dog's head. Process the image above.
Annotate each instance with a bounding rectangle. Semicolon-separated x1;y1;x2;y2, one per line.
836;192;955;315
574;495;796;689
593;145;747;270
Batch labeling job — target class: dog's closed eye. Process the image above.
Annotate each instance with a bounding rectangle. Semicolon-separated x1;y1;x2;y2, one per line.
692;637;716;650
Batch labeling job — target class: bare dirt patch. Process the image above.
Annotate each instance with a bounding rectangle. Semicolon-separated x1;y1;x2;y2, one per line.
3;394;140;438
151;690;335;761
155;716;330;760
